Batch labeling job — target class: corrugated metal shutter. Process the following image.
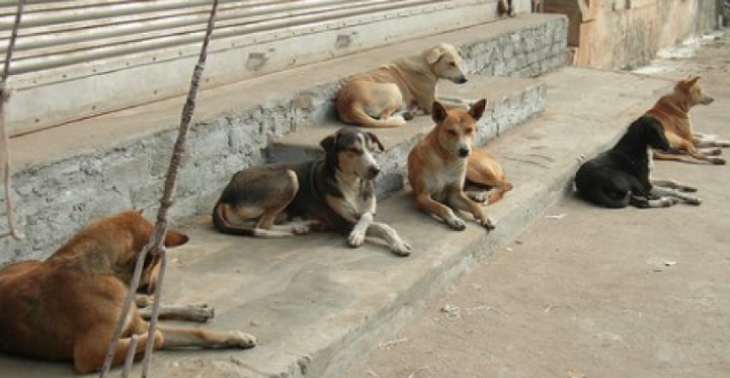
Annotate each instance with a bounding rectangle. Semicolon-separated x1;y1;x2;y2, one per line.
0;0;448;76
0;0;492;136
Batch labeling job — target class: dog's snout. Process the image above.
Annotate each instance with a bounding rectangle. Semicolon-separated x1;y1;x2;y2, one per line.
367;166;381;178
458;147;470;157
456;77;468;84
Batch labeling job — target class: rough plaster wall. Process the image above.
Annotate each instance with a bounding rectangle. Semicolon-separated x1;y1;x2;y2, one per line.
0;17;568;265
585;0;717;69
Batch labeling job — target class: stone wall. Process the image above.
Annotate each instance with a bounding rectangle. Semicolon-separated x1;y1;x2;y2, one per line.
546;0;719;70
0;16;568;265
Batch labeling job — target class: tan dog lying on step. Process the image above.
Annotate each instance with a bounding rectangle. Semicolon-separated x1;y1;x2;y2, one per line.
336;43;470;128
465;147;513;205
408;99;496;231
0;211;256;374
645;76;728;165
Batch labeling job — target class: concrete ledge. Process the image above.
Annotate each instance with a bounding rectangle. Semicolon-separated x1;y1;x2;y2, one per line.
267;75;547;197
0;67;675;378
1;14;568;263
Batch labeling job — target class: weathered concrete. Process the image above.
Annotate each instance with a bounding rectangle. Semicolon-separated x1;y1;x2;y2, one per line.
345;31;730;378
268;75;546;197
0;67;674;378
0;14;568;263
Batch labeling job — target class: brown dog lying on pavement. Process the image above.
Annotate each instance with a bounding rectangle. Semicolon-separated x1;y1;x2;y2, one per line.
0;211;256;374
645;76;728;165
408;99;496;231
212;128;412;256
465;147;514;205
336;42;470;128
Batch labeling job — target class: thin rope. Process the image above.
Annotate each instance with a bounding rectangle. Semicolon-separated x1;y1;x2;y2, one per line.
0;0;25;241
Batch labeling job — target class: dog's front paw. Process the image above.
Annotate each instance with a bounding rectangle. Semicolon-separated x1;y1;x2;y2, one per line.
703;148;723;156
710;157;726;165
478;216;497;231
390;239;412;257
683;196;702;206
445;216;467;231
226;331;257;349
348;230;367;248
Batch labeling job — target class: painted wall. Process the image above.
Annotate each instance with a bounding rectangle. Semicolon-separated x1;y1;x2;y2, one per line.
546;0;719;69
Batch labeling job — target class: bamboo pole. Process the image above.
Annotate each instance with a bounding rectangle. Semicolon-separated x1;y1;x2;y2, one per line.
0;0;25;241
98;1;220;376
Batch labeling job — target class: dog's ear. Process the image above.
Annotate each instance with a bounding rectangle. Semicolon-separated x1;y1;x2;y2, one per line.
468;99;487;121
677;76;701;92
432;101;448;123
164;230;189;248
426;45;444;64
366;132;385;152
320;134;337;152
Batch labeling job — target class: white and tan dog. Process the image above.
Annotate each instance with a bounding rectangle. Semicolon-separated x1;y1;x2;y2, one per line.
336;43;470;128
408;99;496;231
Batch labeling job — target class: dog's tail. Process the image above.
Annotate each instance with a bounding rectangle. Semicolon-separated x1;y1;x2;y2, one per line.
340;102;407;128
212;203;256;236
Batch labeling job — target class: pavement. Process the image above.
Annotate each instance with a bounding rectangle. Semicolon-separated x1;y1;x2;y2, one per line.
1;27;727;378
0;64;676;378
344;30;730;378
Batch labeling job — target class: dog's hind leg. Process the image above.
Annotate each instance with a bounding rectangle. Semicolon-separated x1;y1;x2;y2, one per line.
630;194;679;209
651;179;697;193
73;316;162;374
159;327;256;350
651;187;701;206
366;222;412;256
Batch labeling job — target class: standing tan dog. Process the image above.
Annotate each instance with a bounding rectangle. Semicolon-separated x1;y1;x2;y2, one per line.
336;43;470;128
465;147;513;205
646;76;728;165
408;99;496;231
0;211;256;374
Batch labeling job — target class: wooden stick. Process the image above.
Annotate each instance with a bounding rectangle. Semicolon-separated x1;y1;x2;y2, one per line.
0;0;25;241
121;334;139;378
98;1;220;376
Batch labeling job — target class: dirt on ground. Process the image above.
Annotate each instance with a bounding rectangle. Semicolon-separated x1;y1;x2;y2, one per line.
345;30;730;378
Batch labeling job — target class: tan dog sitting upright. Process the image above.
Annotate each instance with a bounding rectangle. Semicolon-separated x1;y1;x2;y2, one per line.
645;76;728;165
0;211;256;374
336;43;469;128
465;147;513;205
408;99;496;231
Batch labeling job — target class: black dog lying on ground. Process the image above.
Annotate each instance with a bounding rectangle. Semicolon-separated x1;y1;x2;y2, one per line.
574;116;701;209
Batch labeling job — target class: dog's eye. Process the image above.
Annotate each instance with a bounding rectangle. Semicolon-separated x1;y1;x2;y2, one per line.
465;128;473;135
447;130;458;136
449;62;456;67
349;148;362;155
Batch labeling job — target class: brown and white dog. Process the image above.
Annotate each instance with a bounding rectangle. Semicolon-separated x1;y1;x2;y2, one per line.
212;128;412;256
465;147;513;205
408;99;496;231
0;211;256;374
336;43;470;128
645;76;728;165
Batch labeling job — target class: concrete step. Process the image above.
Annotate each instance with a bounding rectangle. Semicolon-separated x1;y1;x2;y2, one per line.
1;13;568;263
267;74;547;197
0;67;676;378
